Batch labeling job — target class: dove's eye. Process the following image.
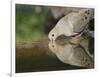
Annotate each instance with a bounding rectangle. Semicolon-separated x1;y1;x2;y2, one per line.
52;34;54;37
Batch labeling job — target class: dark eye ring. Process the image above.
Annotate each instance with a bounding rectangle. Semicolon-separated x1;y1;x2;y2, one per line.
52;34;54;37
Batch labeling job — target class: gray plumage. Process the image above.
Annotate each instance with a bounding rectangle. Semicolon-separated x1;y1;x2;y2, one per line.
48;9;94;41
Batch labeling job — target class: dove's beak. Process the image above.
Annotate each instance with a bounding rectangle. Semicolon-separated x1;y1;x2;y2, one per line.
51;38;53;41
51;38;54;42
49;37;55;42
48;35;53;41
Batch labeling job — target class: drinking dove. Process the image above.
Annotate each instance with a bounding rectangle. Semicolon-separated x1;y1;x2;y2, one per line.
48;9;94;41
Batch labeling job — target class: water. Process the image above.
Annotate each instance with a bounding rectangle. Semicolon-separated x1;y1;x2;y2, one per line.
16;36;94;73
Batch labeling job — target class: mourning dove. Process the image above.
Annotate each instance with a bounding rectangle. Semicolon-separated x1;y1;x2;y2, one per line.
48;9;94;41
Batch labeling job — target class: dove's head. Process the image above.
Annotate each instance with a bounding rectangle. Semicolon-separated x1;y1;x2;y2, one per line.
48;27;60;41
48;28;58;41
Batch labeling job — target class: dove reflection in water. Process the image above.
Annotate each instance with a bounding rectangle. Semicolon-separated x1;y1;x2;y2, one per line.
48;41;94;68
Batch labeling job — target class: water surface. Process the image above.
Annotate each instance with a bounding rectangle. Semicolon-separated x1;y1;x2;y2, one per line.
16;36;94;73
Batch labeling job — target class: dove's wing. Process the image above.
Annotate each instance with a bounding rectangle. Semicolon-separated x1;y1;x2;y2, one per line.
73;9;94;33
66;12;85;33
68;12;88;33
73;19;88;33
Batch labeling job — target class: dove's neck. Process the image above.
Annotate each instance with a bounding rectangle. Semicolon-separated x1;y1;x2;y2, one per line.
54;26;63;37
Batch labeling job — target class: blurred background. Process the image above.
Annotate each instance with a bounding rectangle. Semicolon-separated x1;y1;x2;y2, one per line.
16;4;60;43
16;4;84;43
